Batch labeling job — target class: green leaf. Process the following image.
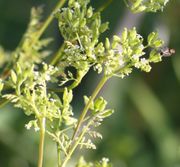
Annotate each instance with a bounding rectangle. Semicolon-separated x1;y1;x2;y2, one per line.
87;7;93;18
67;9;73;20
149;50;162;63
129;27;137;40
100;109;114;118
11;70;17;84
153;40;164;48
99;23;109;33
122;28;128;42
105;38;110;50
94;97;107;112
63;88;73;104
147;32;164;48
132;0;142;9
16;63;22;75
113;35;121;42
148;32;157;45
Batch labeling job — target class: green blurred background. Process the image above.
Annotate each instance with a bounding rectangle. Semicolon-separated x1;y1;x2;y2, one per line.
0;0;180;167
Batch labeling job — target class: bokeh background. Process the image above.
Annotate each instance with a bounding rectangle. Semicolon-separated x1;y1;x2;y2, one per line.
0;0;180;167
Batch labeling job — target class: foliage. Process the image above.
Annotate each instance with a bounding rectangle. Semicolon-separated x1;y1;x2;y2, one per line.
0;0;171;167
124;0;169;13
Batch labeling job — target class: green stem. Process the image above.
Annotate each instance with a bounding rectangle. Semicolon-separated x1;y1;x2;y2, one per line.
97;0;113;13
0;98;10;108
72;76;109;145
123;0;129;7
57;143;61;167
38;117;46;167
50;43;65;66
61;131;86;167
61;115;96;167
60;76;109;167
32;0;67;46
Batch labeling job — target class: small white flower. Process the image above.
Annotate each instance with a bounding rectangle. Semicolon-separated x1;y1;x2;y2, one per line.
102;157;109;163
137;34;143;40
164;0;169;5
139;44;144;49
74;2;80;8
54;67;58;71
132;54;140;60
34;127;40;131
34;71;39;77
25;124;31;130
135;62;141;68
140;58;148;65
94;64;102;74
120;74;125;79
48;65;54;71
45;74;51;81
119;58;125;67
49;98;56;102
90;54;96;60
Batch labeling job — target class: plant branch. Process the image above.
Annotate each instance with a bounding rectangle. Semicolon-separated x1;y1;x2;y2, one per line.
97;0;113;13
38;117;46;167
123;0;129;7
57;143;62;167
61;115;95;167
32;0;67;47
50;43;65;66
71;75;109;144
0;98;10;108
60;76;109;166
0;0;67;80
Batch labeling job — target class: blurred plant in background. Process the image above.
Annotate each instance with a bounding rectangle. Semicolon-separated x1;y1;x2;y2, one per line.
0;0;179;167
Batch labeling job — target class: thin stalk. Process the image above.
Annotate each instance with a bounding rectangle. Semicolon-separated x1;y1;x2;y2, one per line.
0;98;10;108
123;0;129;7
71;76;109;143
57;143;61;167
32;0;67;46
50;43;65;66
38;117;46;167
97;0;113;13
60;76;109;167
61;116;95;167
61;133;83;167
61;76;110;166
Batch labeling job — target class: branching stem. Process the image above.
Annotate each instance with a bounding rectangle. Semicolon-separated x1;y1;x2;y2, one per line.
60;76;109;167
72;76;108;140
61;112;99;167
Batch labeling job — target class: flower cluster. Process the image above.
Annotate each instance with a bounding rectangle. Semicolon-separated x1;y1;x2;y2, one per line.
13;7;52;66
55;0;164;80
125;0;170;13
3;63;76;131
55;0;108;73
93;28;164;78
